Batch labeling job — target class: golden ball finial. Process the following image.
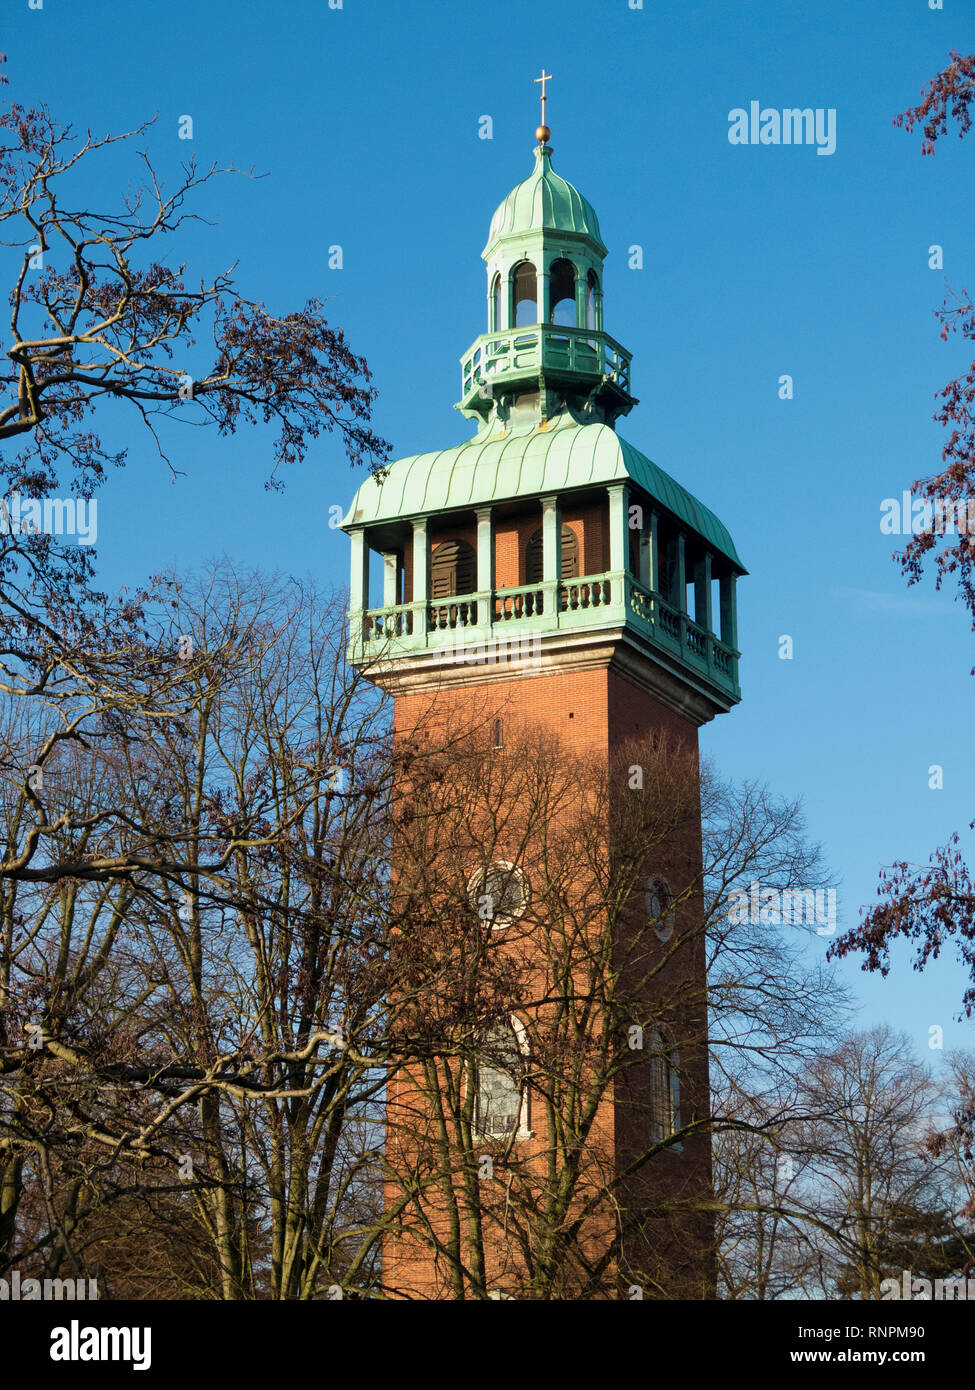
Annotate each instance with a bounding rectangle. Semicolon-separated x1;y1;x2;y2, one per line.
536;124;551;144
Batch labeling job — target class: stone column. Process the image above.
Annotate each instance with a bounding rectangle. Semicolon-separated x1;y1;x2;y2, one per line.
476;506;494;630
383;552;398;607
674;533;687;612
720;573;738;650
412;518;428;636
607;484;629;612
694;551;713;631
608;483;629;574
639;508;657;590
541;493;561;616
349;529;369;614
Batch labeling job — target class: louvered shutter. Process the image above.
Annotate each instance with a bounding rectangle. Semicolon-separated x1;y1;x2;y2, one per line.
525;526;579;583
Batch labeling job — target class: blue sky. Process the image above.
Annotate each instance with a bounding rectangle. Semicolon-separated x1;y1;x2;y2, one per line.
6;0;975;1064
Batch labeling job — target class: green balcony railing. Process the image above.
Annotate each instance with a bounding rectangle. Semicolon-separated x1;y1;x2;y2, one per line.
624;576;739;692
460;324;632;408
353;571;739;700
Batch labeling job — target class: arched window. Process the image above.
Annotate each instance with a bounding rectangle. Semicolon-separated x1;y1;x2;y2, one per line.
474;1017;530;1138
525;525;579;584
490;272;502;332
512;261;537;327
648;1028;680;1144
467;860;530;928
646;875;674;942
549;257;576;327
586;269;600;330
430;539;476;599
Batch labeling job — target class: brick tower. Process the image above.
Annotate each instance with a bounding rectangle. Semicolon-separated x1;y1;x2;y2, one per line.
342;99;745;1300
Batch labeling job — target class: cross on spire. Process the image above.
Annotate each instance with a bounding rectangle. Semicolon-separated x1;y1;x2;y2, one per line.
534;68;553;143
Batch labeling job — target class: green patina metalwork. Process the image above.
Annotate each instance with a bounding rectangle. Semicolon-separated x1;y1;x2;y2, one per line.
355;570;741;704
457;324;633;417
342;135;745;710
343;413;743;570
484;145;606;257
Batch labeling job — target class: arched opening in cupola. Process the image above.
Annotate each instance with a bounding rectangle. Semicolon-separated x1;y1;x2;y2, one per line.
490;272;502;332
512;261;537;327
586;270;600;330
549;258;576;327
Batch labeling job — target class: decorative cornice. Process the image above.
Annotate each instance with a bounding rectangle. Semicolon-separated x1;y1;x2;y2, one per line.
356;625;732;726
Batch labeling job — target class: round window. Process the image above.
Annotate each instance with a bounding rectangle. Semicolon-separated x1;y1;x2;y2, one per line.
468;860;530;928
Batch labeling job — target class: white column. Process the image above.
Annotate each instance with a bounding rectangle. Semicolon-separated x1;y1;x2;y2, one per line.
541;494;561;617
541;495;561;581
349;529;369;613
412;519;428;603
383;552;398;607
608;484;629;574
476;506;493;630
411;519;428;639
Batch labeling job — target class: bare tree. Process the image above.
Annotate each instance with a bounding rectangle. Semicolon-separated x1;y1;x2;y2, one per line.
0;566;406;1298
378;707;844;1300
0;56;389;904
795;1027;967;1299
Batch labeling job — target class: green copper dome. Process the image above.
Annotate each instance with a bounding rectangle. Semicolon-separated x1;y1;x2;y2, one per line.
484;145;606;257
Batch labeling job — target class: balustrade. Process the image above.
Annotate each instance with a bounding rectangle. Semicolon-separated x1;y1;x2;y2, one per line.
357;571;739;698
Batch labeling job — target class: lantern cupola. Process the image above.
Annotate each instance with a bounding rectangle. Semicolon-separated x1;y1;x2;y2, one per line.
342;98;746;726
459;135;635;430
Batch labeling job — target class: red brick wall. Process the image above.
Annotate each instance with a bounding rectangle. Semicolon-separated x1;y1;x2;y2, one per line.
386;662;715;1299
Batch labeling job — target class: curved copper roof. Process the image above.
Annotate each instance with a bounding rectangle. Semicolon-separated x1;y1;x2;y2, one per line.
484;145;606;258
343;415;745;571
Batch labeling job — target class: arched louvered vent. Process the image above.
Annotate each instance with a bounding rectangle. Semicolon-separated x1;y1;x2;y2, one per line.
430;540;476;599
525;525;579;585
